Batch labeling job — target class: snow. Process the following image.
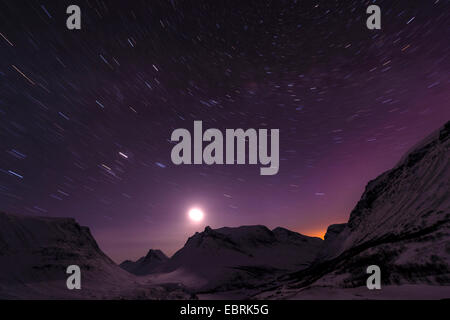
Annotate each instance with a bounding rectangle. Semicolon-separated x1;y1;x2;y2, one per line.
254;121;450;300
0;212;191;299
1;123;448;300
256;284;450;300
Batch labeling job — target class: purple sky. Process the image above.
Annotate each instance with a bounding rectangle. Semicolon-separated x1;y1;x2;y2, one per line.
0;0;449;262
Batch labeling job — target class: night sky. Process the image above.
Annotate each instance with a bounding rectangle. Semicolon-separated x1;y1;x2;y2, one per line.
0;0;449;262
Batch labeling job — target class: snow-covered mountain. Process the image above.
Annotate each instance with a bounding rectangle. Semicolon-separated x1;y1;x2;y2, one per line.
120;249;169;275
0;212;191;299
155;225;323;291
257;121;450;299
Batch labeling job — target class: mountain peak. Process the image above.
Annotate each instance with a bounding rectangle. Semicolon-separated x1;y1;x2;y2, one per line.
323;223;346;241
204;226;213;233
120;248;168;275
144;249;168;261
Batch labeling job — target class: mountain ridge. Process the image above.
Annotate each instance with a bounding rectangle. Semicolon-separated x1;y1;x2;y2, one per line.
120;249;169;275
120;224;323;292
256;121;450;299
172;224;323;291
0;212;191;299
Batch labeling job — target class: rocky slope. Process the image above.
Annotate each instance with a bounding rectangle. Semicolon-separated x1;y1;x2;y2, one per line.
0;212;190;299
256;121;450;299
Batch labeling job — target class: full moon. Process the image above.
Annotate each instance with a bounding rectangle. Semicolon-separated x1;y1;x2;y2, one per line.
188;208;204;222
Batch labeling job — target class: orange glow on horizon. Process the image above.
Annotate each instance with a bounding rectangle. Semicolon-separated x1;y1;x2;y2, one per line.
300;229;326;240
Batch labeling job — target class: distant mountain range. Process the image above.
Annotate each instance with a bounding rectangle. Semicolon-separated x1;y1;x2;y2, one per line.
121;225;323;292
120;249;169;275
0;121;448;299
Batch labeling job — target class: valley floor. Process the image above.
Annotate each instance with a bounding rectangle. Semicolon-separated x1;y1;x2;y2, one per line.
255;284;450;300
